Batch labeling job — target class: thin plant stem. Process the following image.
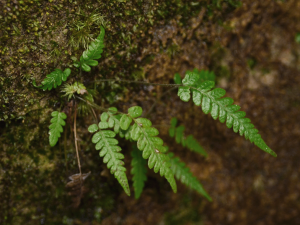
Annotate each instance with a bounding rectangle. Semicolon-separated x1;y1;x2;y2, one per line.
145;86;178;117
95;78;182;87
73;106;82;175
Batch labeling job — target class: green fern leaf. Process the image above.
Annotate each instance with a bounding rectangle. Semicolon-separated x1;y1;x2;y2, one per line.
120;106;177;193
177;70;277;157
49;111;67;147
168;153;212;201
88;114;130;196
131;145;147;199
192;68;215;83
169;118;207;157
39;68;71;91
78;26;105;72
174;73;182;84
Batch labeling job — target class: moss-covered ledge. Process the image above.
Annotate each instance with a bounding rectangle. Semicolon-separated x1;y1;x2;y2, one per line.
0;0;240;121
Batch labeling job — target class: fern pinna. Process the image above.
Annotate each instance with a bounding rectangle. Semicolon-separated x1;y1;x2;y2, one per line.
169;117;207;157
49;111;67;147
131;145;147;199
177;70;276;157
168;153;212;201
88;115;130;196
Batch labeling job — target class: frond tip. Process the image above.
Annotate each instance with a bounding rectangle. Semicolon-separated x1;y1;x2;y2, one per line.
88;117;130;196
168;153;212;201
49;111;67;147
75;26;105;72
131;145;147;199
169;117;207;157
177;70;277;157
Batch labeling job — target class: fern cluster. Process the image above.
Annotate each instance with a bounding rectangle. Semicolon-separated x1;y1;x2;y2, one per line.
34;26;105;91
35;25;276;203
88;106;177;196
169;117;207;157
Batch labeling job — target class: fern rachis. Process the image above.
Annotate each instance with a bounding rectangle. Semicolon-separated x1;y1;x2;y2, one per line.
177;71;276;157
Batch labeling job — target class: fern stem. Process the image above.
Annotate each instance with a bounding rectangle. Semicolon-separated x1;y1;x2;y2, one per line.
95;78;183;87
145;86;177;117
73;106;82;175
76;96;128;116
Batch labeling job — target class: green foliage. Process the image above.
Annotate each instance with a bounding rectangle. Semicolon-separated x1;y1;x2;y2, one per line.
34;68;71;91
74;26;105;72
49;111;67;147
119;106;177;193
169;118;207;157
168;153;212;201
296;33;300;43
177;70;277;157
131;145;147;199
88;117;130;196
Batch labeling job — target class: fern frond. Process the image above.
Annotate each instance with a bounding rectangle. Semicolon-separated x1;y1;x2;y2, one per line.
119;106;177;193
177;70;277;157
75;26;105;72
88;119;130;196
131;145;147;199
168;153;212;201
49;111;67;147
39;68;71;91
169;118;207;157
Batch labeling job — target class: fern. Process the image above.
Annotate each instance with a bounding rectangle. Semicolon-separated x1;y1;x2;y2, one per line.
192;68;215;83
119;106;177;193
169;118;207;157
177;70;277;157
168;152;212;201
74;26;105;72
131;145;147;199
174;69;215;85
88;118;130;196
49;111;67;147
34;68;71;91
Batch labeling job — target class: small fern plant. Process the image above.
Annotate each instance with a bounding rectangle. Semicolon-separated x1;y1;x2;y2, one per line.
32;25;276;204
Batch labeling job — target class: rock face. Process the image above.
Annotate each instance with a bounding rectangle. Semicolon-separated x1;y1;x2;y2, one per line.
1;0;300;224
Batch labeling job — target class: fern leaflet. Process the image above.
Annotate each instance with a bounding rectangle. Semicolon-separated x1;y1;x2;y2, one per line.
75;26;105;72
174;68;215;85
168;153;212;201
131;145;147;199
177;70;277;157
88;117;130;196
119;106;177;193
192;68;215;83
35;68;71;91
169;118;207;157
49;111;67;147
